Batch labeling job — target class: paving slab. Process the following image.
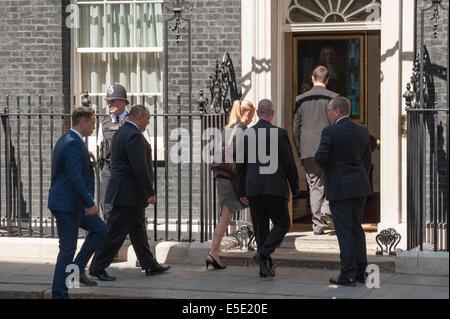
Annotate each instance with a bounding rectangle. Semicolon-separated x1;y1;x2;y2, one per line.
0;259;447;299
363;283;449;299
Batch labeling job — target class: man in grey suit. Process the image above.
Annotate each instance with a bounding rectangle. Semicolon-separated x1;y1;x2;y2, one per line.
315;97;372;286
293;66;338;235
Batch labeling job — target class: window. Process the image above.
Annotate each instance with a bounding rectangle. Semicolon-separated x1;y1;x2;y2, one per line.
74;0;164;155
287;0;381;24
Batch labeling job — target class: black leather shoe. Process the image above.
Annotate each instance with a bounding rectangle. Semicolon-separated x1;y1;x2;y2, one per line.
89;270;116;281
329;276;356;286
145;264;170;276
253;252;274;277
268;257;276;275
79;273;97;286
355;273;368;284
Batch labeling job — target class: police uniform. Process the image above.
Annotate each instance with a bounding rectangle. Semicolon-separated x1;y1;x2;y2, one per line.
98;83;151;222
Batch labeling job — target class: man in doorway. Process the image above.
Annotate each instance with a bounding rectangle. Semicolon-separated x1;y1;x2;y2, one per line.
237;99;300;278
315;96;372;286
293;65;338;235
89;105;170;281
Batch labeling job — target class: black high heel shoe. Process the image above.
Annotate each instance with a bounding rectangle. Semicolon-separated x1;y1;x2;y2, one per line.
205;253;226;270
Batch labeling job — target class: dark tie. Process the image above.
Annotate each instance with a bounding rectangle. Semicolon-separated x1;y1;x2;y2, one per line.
114;114;119;123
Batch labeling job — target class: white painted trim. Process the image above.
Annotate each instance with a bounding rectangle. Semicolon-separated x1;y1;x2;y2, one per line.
85;93;162;96
76;1;163;4
283;21;381;32
77;47;163;53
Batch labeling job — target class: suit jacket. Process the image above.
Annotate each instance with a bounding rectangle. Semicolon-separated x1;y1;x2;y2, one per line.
314;117;372;201
48;130;95;213
105;121;155;209
236;119;300;200
293;86;339;159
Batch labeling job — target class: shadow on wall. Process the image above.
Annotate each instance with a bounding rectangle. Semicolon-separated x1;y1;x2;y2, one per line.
422;45;449;222
240;57;272;100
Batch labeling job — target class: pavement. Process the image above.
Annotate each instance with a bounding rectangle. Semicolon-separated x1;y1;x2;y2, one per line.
0;258;448;299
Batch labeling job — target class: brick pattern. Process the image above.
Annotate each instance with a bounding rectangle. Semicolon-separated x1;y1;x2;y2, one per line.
0;0;241;234
415;0;449;223
0;1;71;226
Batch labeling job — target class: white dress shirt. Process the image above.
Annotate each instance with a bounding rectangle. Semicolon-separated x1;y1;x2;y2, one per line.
97;110;151;146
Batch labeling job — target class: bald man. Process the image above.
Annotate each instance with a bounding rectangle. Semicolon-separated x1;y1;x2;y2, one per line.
89;105;170;281
236;99;300;277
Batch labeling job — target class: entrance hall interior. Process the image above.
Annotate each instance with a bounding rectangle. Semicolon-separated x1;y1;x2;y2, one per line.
285;31;381;234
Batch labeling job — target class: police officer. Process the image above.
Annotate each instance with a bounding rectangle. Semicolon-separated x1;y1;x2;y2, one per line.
98;83;151;222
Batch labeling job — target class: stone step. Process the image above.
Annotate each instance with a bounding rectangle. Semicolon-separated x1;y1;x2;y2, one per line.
220;248;396;273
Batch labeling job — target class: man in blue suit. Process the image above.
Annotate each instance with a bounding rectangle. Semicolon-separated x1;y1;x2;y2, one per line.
48;106;107;299
315;97;372;286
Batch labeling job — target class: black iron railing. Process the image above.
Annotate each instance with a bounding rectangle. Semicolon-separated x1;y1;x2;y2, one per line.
0;94;235;242
403;0;449;251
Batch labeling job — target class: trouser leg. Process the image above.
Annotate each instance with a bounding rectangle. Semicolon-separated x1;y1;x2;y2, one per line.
128;208;158;270
51;210;79;299
248;196;270;255
304;158;329;232
352;197;368;276
74;213;107;274
257;196;290;258
100;166;113;222
89;206;134;273
329;199;357;280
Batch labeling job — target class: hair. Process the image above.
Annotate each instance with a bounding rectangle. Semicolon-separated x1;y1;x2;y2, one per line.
226;100;255;128
312;65;329;82
257;99;274;117
300;83;312;94
319;46;336;64
127;104;149;119
330;96;351;116
72;106;95;126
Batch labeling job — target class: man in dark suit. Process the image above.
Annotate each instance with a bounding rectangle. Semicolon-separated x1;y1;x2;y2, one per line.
315;97;372;286
89;105;170;281
48;106;107;299
237;99;300;277
293;66;339;235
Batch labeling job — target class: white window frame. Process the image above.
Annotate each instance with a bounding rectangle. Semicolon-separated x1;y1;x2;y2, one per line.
73;0;164;107
72;0;165;158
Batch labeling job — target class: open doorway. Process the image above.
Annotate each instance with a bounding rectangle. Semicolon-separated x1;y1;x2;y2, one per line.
287;31;381;233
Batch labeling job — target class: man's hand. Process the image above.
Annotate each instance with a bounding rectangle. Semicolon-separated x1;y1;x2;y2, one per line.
240;197;249;206
148;195;157;205
86;204;99;216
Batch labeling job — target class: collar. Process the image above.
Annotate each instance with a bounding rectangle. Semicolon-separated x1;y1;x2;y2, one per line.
70;128;84;141
125;120;140;131
111;110;128;123
335;116;349;124
259;118;272;124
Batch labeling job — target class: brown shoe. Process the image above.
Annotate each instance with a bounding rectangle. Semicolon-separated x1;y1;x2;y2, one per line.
80;273;97;286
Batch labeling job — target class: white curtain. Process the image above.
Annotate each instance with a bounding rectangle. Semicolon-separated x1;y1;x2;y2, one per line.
79;2;163;101
141;53;162;93
79;4;104;48
81;53;108;98
107;4;134;47
111;52;137;92
136;3;163;47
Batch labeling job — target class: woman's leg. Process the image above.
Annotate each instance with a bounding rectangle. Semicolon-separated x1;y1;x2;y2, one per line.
208;205;233;264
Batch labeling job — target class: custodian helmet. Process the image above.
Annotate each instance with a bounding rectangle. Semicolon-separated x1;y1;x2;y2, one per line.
105;83;129;105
